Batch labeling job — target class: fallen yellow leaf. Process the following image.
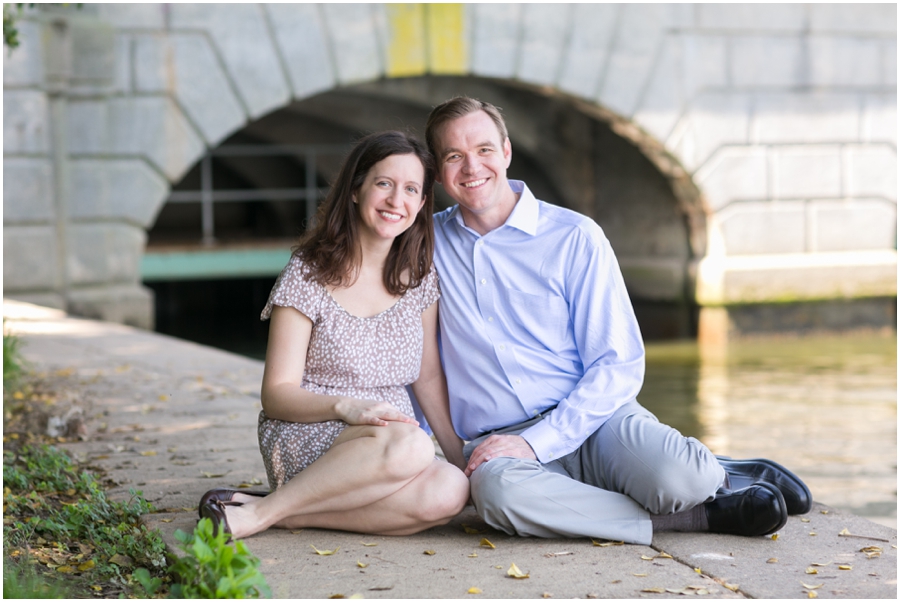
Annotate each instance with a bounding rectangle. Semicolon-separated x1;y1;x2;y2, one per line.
109;553;133;567
479;538;496;549
91;585;102;592
860;546;882;553
494;565;503;569
632;573;648;577
357;561;368;568
838;565;852;570
820;510;829;515
462;524;484;534
328;595;344;599
767;558;778;563
810;562;831;567
468;552;478;558
201;472;226;478
771;534;779;540
158;394;169;401
641;587;666;593
694;567;702;574
801;518;810;523
640;554;655;561
724;583;739;592
542;593;552;598
311;545;339;556
839;528;851;535
592;539;624;547
424;550;436;555
467;587;482;594
139;450;157;456
809;532;817;536
160;518;174;523
806;567;818;574
507;563;530;579
361;542;377;547
801;583;822;590
56;566;75;574
12;391;24;400
807;592;818;599
77;559;95;571
656;552;673;559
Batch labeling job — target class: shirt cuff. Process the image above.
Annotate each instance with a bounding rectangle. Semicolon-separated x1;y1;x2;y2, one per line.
520;419;573;464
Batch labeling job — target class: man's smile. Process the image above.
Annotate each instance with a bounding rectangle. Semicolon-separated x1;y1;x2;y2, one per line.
462;178;487;188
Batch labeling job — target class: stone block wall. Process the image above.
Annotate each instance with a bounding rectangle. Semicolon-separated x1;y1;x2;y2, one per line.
3;3;895;336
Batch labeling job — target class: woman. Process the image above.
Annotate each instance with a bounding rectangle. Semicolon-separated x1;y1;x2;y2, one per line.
198;131;469;539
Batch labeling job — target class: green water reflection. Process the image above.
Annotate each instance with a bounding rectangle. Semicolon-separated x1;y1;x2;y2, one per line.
640;334;897;527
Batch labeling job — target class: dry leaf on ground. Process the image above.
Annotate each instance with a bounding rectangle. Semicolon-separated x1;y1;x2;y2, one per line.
467;587;482;594
507;563;530;579
311;545;339;556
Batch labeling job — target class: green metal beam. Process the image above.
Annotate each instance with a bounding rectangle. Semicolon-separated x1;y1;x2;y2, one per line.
141;248;293;282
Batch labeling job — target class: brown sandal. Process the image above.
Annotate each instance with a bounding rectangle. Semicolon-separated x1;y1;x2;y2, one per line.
198;499;239;540
197;488;269;517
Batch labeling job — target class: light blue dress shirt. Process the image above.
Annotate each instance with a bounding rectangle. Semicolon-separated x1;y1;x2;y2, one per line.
433;180;645;463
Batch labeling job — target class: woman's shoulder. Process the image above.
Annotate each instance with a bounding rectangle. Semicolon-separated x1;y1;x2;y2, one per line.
411;264;440;311
260;255;325;321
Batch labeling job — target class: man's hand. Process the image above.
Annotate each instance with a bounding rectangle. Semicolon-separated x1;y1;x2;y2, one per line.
465;434;536;476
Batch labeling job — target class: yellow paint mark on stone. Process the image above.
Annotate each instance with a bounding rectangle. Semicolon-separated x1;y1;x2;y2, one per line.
426;4;467;74
386;4;427;77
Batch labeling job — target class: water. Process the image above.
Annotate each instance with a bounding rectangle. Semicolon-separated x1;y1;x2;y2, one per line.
640;335;897;528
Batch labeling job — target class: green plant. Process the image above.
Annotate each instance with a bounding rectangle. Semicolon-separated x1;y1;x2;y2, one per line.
3;444;169;596
3;557;71;599
3;322;26;390
169;518;271;599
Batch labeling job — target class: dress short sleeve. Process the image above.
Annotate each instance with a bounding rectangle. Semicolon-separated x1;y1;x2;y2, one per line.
260;255;324;322
417;266;441;312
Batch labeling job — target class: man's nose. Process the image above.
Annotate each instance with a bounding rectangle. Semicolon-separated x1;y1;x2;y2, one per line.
461;154;477;174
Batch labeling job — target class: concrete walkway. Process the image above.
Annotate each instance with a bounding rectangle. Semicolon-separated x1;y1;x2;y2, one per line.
4;299;896;599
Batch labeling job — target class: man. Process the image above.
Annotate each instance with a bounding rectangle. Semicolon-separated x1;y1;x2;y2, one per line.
424;96;810;544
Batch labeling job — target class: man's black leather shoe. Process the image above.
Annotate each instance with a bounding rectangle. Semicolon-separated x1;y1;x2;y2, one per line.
716;456;812;515
705;482;787;537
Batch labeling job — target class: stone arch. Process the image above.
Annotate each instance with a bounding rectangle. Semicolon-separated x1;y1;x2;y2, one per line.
6;3;893;335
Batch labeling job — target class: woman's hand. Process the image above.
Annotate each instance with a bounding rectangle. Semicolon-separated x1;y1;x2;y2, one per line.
334;397;419;427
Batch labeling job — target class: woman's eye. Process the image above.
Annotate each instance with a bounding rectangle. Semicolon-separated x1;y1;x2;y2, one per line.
377;181;390;187
406;186;419;194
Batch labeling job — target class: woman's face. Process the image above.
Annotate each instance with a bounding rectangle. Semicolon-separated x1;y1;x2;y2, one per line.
353;153;426;243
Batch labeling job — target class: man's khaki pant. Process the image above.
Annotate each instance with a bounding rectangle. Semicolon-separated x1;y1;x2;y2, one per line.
463;399;725;545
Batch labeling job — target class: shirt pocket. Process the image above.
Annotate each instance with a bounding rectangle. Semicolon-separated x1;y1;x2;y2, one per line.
504;287;569;347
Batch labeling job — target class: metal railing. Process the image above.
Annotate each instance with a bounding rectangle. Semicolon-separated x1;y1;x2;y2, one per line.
165;144;352;244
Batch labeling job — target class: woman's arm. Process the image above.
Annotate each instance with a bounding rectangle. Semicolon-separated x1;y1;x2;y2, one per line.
410;301;466;470
261;306;417;426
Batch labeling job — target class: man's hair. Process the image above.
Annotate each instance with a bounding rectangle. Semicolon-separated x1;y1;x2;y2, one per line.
425;96;508;159
294;130;435;296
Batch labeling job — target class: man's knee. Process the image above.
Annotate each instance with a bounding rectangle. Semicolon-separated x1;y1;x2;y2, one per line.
469;458;543;534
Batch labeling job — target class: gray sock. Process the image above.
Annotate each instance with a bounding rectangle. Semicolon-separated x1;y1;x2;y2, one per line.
650;505;709;532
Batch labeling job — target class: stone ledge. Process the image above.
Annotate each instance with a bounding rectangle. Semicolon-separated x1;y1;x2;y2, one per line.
697;251;897;305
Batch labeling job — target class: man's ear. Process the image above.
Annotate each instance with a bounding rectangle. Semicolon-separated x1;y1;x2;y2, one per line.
503;137;512;168
434;166;443;185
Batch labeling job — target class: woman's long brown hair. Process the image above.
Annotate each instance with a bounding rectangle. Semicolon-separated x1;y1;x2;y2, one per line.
293;131;436;295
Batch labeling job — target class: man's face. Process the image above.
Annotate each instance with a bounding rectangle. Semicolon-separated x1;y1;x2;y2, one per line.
433;110;515;229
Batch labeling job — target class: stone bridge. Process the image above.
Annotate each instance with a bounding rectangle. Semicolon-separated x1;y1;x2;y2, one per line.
3;3;896;339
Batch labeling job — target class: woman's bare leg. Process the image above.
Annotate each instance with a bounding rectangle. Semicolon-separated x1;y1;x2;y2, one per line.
274;458;469;535
221;422;466;539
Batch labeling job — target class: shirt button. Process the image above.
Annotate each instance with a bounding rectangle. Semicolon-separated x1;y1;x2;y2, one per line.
480;278;486;285
487;317;493;322
477;240;484;246
499;344;505;351
516;378;521;384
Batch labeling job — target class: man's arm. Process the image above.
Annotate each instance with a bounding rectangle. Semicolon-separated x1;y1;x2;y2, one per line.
519;224;645;463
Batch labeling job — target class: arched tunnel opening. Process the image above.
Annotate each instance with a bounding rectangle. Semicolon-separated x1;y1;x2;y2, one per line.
145;77;703;359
